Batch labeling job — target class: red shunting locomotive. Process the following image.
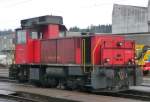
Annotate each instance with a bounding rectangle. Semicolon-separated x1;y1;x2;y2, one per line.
9;15;142;92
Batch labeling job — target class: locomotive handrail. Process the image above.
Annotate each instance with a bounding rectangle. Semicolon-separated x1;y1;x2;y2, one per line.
82;39;86;73
92;39;101;73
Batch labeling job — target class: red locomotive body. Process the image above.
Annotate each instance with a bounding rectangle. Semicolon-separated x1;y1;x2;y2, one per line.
10;15;142;92
91;35;135;65
33;40;41;63
40;37;82;64
15;30;34;64
57;38;82;64
41;39;57;63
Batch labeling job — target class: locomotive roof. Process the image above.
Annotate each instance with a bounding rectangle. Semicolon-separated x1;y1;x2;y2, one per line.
40;33;125;41
21;15;63;28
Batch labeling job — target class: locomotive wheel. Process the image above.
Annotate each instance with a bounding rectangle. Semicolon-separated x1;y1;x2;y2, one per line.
48;78;59;88
18;72;27;83
32;81;42;87
41;76;58;88
64;79;78;90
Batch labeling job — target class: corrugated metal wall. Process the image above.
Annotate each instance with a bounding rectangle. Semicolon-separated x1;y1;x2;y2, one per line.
112;4;148;33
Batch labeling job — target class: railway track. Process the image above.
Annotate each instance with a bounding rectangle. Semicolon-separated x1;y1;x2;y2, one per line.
117;90;150;101
140;84;150;87
1;77;150;101
0;77;16;82
95;90;150;101
0;90;79;102
0;94;40;102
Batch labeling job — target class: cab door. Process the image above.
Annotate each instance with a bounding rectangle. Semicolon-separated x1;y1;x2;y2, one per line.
29;31;41;63
15;29;38;64
15;30;28;64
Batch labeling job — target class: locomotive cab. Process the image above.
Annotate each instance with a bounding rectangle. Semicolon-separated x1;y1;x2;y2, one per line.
15;15;67;64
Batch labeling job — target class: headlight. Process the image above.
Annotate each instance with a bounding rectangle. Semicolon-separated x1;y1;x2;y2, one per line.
131;58;134;62
128;58;135;64
117;42;123;46
105;58;110;62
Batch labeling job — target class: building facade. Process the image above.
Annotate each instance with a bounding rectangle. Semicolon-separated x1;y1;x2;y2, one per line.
112;1;150;33
0;34;15;65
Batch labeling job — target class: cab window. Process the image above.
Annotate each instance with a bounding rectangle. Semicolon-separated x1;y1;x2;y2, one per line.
30;32;38;39
30;31;43;39
17;30;26;44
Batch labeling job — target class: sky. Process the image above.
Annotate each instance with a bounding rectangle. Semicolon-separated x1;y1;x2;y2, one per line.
0;0;148;30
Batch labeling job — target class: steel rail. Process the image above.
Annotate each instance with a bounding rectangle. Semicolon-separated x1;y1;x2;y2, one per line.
0;94;41;102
